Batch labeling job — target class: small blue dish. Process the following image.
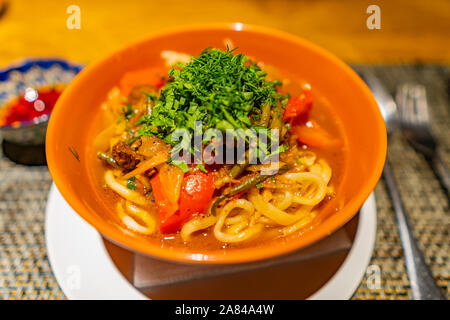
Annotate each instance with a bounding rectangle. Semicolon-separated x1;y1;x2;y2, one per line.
0;58;83;145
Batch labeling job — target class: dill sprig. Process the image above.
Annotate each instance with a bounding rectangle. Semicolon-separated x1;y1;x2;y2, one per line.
138;47;285;140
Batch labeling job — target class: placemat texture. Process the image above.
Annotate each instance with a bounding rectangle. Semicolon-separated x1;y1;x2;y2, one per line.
0;65;448;300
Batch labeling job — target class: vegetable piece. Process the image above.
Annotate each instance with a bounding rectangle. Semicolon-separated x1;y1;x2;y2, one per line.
179;171;215;218
69;147;80;162
127;84;156;105
150;172;180;233
157;212;186;235
229;150;250;179
211;164;293;215
97;151;120;169
260;101;272;127
150;164;186;234
292;121;342;149
126;177;136;190
283;90;314;123
138;48;285;142
229;163;248;179
119;67;166;97
152;169;214;234
158;163;184;206
121;152;168;180
270;101;287;139
229;101;271;178
136;136;169;158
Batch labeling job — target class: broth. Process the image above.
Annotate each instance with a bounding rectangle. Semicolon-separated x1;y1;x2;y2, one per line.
85;57;348;252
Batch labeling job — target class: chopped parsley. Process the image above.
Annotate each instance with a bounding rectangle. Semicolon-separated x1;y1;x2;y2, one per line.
126;176;136;190
137;47;285;140
131;47;291;170
197;163;208;173
122;104;133;120
167;157;190;173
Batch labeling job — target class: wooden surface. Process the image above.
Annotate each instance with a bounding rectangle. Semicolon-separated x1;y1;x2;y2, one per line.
0;0;449;66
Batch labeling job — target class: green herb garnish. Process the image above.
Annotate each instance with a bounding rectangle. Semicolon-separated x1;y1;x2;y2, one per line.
68;147;80;162
123;105;133;120
167;158;190;173
197;163;208;173
126;176;136;190
138;47;285;140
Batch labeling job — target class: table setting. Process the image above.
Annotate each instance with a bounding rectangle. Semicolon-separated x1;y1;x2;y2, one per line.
0;1;448;301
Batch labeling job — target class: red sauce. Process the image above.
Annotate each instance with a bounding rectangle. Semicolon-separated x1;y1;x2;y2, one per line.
0;86;64;127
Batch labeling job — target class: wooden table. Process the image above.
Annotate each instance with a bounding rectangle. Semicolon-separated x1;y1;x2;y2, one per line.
0;0;449;65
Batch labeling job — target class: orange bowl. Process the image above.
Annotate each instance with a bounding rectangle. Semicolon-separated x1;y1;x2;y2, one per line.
46;23;386;264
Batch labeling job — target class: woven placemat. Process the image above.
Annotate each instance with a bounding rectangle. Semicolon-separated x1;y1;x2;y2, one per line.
0;65;448;300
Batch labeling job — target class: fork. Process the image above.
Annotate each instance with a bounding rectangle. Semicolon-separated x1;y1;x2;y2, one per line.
396;83;450;198
360;72;446;299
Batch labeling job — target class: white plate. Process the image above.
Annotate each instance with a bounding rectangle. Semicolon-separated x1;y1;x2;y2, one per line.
45;184;376;300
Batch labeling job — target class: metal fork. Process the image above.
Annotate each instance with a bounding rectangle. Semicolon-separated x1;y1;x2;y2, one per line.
396;83;450;197
360;71;445;300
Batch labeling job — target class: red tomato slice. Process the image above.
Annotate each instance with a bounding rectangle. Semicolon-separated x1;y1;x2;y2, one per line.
150;173;179;232
179;171;215;218
151;170;215;234
158;212;186;235
283;89;314;123
293;121;342;149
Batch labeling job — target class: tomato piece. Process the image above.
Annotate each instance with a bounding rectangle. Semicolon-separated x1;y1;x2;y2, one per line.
157;163;184;206
119;67;167;96
292;121;342;149
151;172;185;235
151;169;214;234
283;90;314;123
157;212;184;235
150;173;179;223
179;171;215;218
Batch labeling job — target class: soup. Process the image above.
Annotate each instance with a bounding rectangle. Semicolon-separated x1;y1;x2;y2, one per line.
88;47;347;251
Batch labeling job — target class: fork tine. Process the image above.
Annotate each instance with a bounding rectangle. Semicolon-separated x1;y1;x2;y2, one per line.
396;82;449;197
413;84;430;125
398;83;429;127
397;83;415;127
406;84;418;126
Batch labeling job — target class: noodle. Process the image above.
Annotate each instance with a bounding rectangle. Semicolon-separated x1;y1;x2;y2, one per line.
214;199;264;243
104;170;149;206
181;215;217;241
249;188;304;225
282;172;327;206
309;159;332;184
116;201;156;235
280;209;316;236
104;152;333;243
93;48;342;247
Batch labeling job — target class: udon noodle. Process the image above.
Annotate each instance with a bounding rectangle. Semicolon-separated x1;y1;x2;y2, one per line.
92;47;344;248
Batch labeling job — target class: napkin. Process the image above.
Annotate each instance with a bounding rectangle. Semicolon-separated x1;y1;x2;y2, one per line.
133;228;353;289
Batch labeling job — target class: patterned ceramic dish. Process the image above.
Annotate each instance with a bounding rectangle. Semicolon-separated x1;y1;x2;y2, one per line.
0;59;82;145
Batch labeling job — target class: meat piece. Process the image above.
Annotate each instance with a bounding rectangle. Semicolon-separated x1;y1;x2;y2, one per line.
111;141;142;170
